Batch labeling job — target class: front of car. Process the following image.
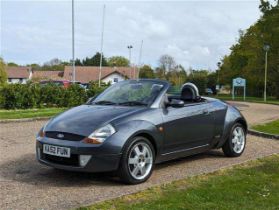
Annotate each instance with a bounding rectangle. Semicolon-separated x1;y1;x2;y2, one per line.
36;79;168;173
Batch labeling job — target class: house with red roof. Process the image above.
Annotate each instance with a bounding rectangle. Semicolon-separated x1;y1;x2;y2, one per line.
6;66;32;84
63;66;138;84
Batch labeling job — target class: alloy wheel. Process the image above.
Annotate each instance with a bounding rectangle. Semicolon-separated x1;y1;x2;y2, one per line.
128;142;153;180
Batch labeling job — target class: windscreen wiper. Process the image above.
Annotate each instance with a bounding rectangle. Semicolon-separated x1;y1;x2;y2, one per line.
94;100;117;105
119;101;148;106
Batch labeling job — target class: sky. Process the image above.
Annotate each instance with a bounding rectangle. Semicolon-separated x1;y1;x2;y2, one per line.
0;0;261;70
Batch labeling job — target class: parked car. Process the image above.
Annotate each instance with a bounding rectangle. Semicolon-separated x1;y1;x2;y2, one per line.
205;88;214;95
40;80;71;88
36;79;247;184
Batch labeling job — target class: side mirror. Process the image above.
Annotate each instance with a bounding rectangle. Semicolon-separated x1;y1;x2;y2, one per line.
167;99;184;108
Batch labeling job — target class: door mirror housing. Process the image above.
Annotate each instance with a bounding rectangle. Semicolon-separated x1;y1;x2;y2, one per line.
167;99;184;108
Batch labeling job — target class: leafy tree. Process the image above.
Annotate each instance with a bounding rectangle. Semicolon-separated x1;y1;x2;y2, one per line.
7;62;18;67
188;70;209;95
108;56;129;67
219;0;279;98
75;58;82;66
82;52;108;66
139;65;155;78
0;58;7;85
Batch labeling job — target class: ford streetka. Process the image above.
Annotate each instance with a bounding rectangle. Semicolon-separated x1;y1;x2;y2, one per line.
36;79;247;184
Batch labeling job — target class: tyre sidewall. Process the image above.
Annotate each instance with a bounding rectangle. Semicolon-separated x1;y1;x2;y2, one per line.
119;136;155;184
227;123;246;157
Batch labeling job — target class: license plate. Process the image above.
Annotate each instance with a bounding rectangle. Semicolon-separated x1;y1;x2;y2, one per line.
43;144;71;158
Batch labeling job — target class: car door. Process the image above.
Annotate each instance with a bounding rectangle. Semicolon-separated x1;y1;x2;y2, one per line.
162;101;215;154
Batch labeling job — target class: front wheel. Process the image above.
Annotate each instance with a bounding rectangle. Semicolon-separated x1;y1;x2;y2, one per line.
118;136;154;184
222;123;246;157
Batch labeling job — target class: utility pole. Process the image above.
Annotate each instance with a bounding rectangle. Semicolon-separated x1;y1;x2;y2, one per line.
263;44;270;102
71;0;76;82
98;5;106;87
127;45;133;78
137;40;143;79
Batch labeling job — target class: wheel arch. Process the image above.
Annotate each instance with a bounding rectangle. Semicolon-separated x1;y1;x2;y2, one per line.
216;105;247;148
133;132;158;156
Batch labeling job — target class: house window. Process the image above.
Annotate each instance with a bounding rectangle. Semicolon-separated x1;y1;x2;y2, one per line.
113;78;119;83
8;78;12;82
19;78;23;83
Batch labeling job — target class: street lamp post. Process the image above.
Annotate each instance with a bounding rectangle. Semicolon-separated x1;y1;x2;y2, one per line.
263;44;270;102
127;45;133;78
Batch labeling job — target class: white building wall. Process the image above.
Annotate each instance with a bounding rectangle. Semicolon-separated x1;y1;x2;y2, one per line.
102;73;125;84
8;78;28;84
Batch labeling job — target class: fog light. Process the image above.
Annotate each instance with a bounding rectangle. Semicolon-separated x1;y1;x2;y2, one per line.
79;155;91;167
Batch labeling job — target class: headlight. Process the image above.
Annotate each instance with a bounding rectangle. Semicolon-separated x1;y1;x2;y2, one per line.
38;125;46;138
83;124;116;144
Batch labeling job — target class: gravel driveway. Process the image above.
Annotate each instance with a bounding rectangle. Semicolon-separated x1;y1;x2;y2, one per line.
1;102;279;210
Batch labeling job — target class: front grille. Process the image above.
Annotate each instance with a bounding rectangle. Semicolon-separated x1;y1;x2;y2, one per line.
42;153;79;166
45;131;85;141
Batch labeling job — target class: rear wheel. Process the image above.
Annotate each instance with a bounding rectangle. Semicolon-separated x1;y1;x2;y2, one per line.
118;136;154;184
222;123;246;157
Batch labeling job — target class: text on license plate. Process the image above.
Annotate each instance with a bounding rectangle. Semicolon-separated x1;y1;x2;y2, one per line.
43;144;71;158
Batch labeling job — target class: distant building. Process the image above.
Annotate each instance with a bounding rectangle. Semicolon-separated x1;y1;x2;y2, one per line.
32;70;64;81
63;66;138;84
6;66;32;84
5;66;138;84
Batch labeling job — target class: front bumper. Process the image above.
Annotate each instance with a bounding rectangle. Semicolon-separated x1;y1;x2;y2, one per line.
36;138;121;173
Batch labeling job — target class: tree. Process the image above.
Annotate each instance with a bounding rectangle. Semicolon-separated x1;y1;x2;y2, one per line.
75;58;82;66
0;58;7;85
158;54;176;76
218;0;279;98
108;56;129;67
139;65;155;78
189;70;208;95
82;52;108;66
7;62;18;67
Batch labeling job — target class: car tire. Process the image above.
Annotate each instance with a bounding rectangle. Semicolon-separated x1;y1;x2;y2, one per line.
118;136;155;184
222;123;246;157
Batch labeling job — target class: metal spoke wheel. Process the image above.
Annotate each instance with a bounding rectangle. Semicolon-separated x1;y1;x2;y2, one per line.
231;126;245;153
128;142;153;180
118;136;155;184
222;123;246;157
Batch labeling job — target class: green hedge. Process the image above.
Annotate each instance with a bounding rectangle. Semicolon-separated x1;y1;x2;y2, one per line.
0;82;108;109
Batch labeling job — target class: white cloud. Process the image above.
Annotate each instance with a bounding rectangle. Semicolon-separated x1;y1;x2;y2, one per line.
1;1;261;70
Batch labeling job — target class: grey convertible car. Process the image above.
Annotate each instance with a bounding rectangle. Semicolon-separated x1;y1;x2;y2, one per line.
36;79;247;184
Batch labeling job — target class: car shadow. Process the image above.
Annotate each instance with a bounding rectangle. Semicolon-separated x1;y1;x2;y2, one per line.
154;149;225;169
0;153;122;187
0;150;225;187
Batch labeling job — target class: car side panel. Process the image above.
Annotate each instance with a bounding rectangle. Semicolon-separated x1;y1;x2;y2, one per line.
216;104;247;148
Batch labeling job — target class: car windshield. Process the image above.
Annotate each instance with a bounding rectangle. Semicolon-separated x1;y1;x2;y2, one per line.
92;80;166;106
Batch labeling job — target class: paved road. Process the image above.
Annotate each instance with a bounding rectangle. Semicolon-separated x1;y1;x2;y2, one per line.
228;101;279;126
1;102;279;210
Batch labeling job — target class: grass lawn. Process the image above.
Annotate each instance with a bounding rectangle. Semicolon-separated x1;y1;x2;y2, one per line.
0;108;67;119
252;119;279;135
214;95;279;105
79;155;279;210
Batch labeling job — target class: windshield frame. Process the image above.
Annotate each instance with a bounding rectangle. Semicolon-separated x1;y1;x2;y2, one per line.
91;79;169;108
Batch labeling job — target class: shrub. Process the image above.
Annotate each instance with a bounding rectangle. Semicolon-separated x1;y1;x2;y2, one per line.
0;82;108;109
